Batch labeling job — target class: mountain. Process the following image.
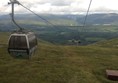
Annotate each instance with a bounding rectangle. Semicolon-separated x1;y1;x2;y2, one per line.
77;13;118;25
1;13;118;25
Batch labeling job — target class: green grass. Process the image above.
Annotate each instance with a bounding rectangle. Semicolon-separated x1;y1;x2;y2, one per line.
0;32;10;44
92;38;118;48
0;32;118;83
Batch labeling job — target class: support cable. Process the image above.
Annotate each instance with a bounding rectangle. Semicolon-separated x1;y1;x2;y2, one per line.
8;0;55;31
19;3;55;27
83;0;93;29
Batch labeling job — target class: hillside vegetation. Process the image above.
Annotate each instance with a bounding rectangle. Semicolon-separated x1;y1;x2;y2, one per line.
0;32;118;83
1;14;118;45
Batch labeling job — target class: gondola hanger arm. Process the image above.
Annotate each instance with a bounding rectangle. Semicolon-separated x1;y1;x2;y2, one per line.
8;0;23;31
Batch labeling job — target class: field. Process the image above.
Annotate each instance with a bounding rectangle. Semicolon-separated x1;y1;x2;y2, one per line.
0;32;118;83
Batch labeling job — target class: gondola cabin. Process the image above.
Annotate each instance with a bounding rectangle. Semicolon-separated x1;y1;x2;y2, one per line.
8;32;37;59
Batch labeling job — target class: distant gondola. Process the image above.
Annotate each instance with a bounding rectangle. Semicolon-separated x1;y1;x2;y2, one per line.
8;31;37;59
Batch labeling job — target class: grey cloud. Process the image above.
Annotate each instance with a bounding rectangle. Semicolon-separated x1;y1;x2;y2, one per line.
50;0;71;6
1;0;118;14
21;0;74;6
91;7;118;13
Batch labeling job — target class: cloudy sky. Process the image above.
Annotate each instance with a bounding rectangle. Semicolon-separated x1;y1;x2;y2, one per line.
0;0;118;14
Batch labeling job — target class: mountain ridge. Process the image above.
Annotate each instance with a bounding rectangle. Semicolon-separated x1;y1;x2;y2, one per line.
1;13;118;25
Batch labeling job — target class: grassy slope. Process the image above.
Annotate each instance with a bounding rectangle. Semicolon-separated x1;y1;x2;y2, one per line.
0;32;118;83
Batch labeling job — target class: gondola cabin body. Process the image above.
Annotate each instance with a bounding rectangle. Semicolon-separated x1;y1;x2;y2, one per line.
8;32;37;59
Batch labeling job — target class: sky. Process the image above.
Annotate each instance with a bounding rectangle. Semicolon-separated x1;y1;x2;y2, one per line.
0;0;118;14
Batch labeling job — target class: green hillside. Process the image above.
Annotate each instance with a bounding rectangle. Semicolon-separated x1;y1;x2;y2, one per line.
0;32;118;83
92;38;118;48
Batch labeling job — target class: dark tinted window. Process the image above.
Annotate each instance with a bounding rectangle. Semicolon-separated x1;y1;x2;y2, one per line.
9;36;27;49
29;36;37;49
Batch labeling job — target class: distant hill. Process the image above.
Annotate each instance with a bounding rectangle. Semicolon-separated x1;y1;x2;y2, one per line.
1;13;118;25
78;13;118;25
1;13;118;45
